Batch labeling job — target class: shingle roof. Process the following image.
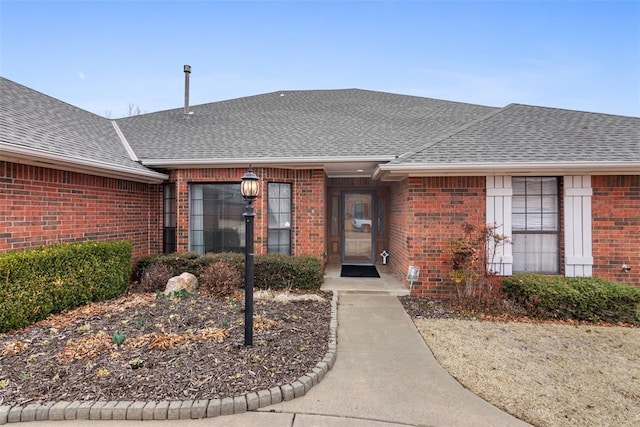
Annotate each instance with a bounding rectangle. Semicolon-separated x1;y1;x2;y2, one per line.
0;77;164;181
116;89;497;162
395;103;640;164
3;76;638;180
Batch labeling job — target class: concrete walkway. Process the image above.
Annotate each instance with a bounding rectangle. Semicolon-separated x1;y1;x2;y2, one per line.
265;292;529;426
17;269;529;426
321;264;411;296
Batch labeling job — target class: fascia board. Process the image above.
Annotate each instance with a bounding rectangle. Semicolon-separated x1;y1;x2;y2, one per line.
140;156;397;168
375;161;640;179
1;144;168;183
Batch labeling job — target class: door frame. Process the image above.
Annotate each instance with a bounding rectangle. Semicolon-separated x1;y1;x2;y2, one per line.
341;190;376;265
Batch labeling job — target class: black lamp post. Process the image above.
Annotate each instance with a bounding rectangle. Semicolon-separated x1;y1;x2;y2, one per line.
240;166;259;346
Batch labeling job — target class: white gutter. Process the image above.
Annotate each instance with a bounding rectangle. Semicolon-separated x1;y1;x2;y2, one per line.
1;143;168;184
374;161;640;179
111;121;139;162
140;155;397;168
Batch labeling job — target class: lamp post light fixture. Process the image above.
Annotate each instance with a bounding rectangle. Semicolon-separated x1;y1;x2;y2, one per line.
240;166;260;346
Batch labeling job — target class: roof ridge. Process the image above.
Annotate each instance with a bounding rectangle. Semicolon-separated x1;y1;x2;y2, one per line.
116;88;496;119
504;102;640;119
393;104;512;163
111;121;139;162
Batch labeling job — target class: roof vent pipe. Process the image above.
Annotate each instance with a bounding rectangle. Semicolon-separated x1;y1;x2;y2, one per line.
183;64;192;118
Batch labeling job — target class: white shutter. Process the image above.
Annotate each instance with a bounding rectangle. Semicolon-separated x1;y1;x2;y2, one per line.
486;176;513;275
564;176;593;277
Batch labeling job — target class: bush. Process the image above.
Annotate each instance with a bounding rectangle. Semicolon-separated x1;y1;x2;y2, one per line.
135;252;323;294
254;254;323;290
133;252;201;282
447;222;511;298
138;263;174;293
199;261;242;297
199;252;245;280
289;255;324;289
502;273;640;324
0;241;132;333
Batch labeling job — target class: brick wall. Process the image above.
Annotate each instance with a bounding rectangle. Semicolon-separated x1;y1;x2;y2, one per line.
389;178;409;287
169;167;326;258
388;174;639;296
592;175;640;287
0;161;161;258
293;169;327;258
389;176;485;297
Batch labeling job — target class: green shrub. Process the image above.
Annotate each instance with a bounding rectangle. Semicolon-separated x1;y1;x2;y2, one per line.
254;254;293;290
254;254;323;290
133;252;201;282
502;273;640;324
288;255;324;290
135;252;322;293
0;241;132;333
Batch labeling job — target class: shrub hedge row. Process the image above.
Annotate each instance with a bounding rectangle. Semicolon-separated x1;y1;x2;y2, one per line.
0;241;132;333
502;273;640;324
254;254;324;290
134;252;324;292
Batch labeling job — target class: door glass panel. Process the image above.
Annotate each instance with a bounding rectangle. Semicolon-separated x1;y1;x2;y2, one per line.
343;192;374;263
331;196;339;237
377;197;385;237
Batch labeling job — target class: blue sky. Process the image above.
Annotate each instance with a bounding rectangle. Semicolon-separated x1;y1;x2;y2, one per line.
1;0;639;118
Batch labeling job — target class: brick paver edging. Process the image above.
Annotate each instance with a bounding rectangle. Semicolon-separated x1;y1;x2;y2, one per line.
0;292;339;424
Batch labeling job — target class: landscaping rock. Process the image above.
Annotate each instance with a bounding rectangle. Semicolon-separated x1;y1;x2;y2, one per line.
164;272;198;295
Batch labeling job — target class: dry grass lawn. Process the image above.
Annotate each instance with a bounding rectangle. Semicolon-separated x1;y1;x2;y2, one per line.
415;319;640;427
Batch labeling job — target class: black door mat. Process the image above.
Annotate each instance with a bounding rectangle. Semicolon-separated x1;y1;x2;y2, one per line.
340;265;380;278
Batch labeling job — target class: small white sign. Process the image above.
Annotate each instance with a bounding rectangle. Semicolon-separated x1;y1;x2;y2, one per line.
406;266;420;281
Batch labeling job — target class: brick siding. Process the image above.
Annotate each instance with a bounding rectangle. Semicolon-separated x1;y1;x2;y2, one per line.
389;174;639;296
4;161;637;294
0;161;161;258
168;167;326;258
592;175;640;287
293;169;327;258
389;177;485;297
388;178;409;288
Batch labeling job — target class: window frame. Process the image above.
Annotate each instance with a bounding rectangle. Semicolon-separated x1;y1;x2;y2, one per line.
189;183;245;254
511;176;561;274
162;183;177;254
267;182;292;255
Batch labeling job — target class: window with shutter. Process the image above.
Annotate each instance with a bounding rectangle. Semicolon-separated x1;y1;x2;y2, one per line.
512;177;560;273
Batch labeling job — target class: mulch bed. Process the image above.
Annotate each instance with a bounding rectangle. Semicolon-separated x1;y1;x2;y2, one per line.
399;294;638;327
398;295;526;321
0;291;331;406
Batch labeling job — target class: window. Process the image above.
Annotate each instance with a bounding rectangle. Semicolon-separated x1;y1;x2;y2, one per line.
189;183;245;254
163;183;177;254
267;183;292;254
512;177;560;273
